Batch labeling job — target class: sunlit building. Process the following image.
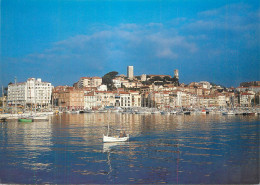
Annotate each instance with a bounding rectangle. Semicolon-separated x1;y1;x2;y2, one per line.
7;78;53;108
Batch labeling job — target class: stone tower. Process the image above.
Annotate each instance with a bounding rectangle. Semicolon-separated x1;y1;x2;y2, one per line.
174;69;179;79
127;66;134;80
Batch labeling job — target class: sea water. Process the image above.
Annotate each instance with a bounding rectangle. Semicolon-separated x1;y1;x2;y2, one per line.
0;113;259;184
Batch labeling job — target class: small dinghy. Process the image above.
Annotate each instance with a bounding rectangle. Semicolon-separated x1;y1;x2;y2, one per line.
103;122;129;143
103;134;129;143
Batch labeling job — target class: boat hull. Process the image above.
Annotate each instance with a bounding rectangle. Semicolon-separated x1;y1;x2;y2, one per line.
18;118;33;122
103;134;129;143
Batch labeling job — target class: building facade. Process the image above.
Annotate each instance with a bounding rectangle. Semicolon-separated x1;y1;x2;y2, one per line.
77;77;102;88
8;78;53;108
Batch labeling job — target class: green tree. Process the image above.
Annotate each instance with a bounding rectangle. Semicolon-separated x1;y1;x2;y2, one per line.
251;95;259;106
163;76;171;82
102;71;118;90
172;77;179;86
152;76;163;81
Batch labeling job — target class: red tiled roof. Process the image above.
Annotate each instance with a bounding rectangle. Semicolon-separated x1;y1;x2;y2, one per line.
91;76;102;79
241;92;254;95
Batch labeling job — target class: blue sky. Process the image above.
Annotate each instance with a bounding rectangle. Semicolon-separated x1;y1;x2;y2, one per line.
1;0;259;87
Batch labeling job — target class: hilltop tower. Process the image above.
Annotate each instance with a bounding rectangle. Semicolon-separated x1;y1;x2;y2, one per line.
127;66;134;80
174;69;179;79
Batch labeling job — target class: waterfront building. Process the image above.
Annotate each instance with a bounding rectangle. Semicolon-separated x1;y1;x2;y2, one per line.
7;78;53;108
52;86;69;107
84;92;96;109
95;91;115;108
127;66;134;80
176;91;187;107
240;92;255;107
129;91;141;107
54;87;84;110
217;94;227;107
148;91;171;109
198;95;221;108
119;92;131;108
189;93;199;108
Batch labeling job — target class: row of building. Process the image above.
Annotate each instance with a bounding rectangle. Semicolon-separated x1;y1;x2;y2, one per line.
4;66;260;110
5;77;259;110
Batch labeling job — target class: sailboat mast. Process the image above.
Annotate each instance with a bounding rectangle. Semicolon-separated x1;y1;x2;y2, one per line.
15;77;17;114
2;86;4;111
107;121;110;136
34;80;36;113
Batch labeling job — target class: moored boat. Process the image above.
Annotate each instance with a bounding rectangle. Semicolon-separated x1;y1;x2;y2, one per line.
103;121;129;143
18;118;33;122
222;111;235;115
33;115;49;122
103;134;129;143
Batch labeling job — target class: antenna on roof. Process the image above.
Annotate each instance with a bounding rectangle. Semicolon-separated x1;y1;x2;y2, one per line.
15;76;17;84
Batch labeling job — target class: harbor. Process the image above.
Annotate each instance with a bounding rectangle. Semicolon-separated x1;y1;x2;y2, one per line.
0;113;259;184
1;106;260;121
1;0;260;184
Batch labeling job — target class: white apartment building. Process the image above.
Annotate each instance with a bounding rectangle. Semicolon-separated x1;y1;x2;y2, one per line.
129;91;141;107
240;92;254;107
151;92;170;109
189;93;198;108
95;91;115;108
217;94;227;107
84;92;96;109
119;92;131;108
8;78;53;107
176;91;187;107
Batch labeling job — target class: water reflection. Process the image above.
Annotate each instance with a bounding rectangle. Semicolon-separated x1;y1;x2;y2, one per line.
0;113;259;184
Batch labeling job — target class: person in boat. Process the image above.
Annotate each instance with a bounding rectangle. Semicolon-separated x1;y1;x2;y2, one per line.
122;131;126;137
119;131;127;137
